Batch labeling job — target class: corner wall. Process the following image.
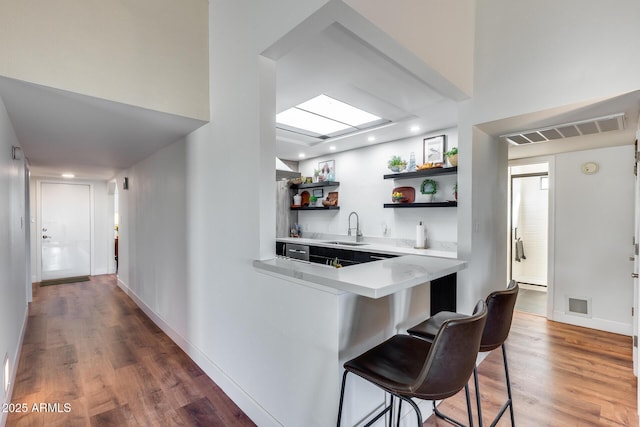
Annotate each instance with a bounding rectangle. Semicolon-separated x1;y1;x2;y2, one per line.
0;0;209;120
0;96;28;426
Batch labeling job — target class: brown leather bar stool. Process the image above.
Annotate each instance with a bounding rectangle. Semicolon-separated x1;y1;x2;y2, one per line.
337;300;487;427
407;280;519;427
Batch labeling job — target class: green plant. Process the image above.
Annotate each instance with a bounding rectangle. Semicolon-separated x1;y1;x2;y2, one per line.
313;169;320;177
445;147;458;157
310;195;318;203
420;179;437;195
388;156;407;167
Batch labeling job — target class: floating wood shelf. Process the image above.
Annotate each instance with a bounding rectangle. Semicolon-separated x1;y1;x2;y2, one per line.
383;167;457;180
290;206;340;211
290;181;340;189
383;201;457;208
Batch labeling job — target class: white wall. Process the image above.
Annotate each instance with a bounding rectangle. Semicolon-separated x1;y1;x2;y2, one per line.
0;96;28;426
343;0;475;97
29;178;115;282
0;0;209;120
113;1;479;424
455;0;640;315
553;145;634;333
297;130;458;245
473;0;640;124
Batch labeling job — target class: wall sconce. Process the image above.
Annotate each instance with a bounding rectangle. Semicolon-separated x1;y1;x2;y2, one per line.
11;146;22;160
123;177;129;190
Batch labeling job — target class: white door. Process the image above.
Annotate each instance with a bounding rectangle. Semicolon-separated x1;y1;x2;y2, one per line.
41;182;91;281
634;140;640;378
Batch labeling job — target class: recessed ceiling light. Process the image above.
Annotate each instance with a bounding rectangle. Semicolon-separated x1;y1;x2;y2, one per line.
61;173;75;178
329;146;336;151
298;153;305;158
410;125;421;132
367;136;376;142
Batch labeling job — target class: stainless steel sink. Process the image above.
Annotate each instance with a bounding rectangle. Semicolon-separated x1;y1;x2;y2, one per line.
323;241;369;246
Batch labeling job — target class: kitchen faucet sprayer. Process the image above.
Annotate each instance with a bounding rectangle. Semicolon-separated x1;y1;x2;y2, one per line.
347;211;364;242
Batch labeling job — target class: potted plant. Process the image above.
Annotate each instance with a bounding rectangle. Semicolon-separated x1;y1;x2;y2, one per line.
445;147;458;167
309;195;318;206
313;169;320;182
387;156;407;173
420;179;437;202
453;183;458;201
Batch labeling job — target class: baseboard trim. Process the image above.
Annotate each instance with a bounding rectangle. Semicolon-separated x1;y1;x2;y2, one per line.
1;303;29;427
552;310;632;336
115;278;278;426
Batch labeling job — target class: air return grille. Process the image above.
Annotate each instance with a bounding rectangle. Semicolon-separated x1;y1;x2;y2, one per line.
565;296;592;318
504;113;626;145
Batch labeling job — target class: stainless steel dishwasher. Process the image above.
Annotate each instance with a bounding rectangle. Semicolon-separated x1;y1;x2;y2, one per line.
285;243;310;261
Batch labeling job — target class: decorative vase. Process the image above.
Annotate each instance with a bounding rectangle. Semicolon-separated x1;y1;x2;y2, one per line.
447;153;458;167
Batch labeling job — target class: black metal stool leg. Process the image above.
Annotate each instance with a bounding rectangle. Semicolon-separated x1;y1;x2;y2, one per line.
473;366;483;427
432;383;474;427
488;344;514;427
397;399;402;427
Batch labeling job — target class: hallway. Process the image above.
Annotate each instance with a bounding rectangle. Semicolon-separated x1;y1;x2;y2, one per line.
6;275;254;426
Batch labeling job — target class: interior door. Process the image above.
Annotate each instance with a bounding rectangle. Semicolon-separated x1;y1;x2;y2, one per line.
633;140;640;378
41;182;91;281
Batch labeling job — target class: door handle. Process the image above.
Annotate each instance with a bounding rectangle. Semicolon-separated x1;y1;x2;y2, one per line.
632;273;639;279
42;235;51;239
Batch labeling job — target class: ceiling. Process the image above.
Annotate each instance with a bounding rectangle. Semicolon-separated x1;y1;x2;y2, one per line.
0;20;637;181
274;23;458;161
0;76;206;180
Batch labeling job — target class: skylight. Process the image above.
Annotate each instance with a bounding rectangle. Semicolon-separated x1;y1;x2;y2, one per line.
276;94;383;138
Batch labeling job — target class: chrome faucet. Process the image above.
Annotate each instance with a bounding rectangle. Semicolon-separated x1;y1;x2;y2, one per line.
347;211;363;242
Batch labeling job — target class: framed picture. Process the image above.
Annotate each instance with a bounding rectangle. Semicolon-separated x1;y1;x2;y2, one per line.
312;188;324;198
317;160;335;182
423;135;446;164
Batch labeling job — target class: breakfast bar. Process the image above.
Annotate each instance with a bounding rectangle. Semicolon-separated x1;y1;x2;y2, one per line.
253;240;467;425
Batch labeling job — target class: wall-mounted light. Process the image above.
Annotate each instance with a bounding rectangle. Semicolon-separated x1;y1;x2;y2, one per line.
61;173;75;179
122;177;129;190
11;146;22;160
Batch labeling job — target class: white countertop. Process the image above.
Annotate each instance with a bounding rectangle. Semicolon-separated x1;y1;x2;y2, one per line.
254;252;467;299
275;237;457;259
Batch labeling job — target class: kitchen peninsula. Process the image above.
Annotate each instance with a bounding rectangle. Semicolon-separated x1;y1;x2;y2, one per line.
253;239;467;425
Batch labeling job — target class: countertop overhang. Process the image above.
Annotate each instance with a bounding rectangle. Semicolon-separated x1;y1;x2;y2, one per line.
253;253;467;299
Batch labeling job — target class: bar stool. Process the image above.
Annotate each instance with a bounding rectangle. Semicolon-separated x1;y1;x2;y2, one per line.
337;300;487;427
407;280;519;427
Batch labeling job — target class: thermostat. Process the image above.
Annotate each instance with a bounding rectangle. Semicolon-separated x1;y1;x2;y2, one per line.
581;162;599;175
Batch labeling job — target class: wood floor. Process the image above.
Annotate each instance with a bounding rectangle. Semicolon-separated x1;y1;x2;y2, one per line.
6;275;638;426
424;311;638;427
7;275;255;427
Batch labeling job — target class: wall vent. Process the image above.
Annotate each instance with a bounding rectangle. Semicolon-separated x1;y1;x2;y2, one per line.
503;113;626;145
565;296;592;318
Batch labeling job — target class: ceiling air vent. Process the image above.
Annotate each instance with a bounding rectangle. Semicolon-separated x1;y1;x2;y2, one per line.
503;113;626;145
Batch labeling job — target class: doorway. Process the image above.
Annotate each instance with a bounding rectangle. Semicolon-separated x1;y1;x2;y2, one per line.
39;182;91;282
509;163;550;316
